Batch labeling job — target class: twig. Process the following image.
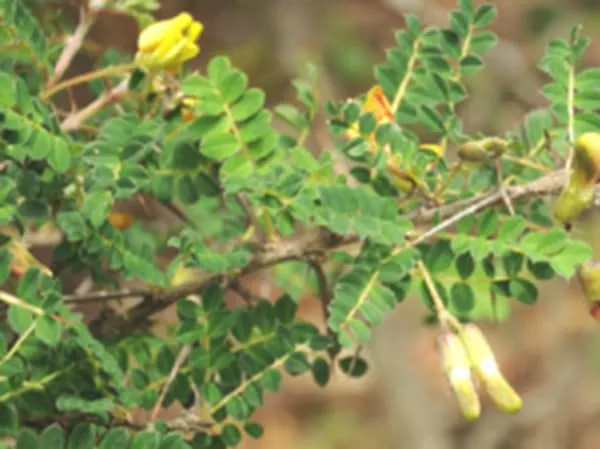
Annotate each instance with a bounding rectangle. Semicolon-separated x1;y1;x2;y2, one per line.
417;260;461;330
308;258;338;360
60;78;129;131
151;344;192;420
47;7;96;89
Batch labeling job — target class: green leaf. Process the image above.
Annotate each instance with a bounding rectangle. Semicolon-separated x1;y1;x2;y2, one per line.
231;89;265;121
16;429;38;449
243;422;264;439
220;424;241;446
551;240;593;278
17;199;48;219
473;3;497;28
470;31;498;54
456;252;475;279
130;431;159;449
338;356;368;377
35;315;62;346
284;351;311;375
451;282;475;313
218;70;248;104
502;251;524;278
81;191;113;228
225;396;249;421
201;133;239;160
0;404;18;436
0;0;50;69
66;423;95;449
497;215;526;241
39;424;65;449
311;357;330;387
207;56;232;85
510;279;538;305
0;72;16;108
98;428;129;449
8;305;33;333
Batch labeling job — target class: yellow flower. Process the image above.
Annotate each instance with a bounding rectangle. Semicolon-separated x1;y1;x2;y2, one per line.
135;12;203;73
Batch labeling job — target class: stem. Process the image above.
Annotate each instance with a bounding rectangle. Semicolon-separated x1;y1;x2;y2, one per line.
42;63;136;101
391;38;421;113
0;322;36;368
565;62;576;174
417;260;461;330
60;78;130;131
47;7;96;88
0;291;44;315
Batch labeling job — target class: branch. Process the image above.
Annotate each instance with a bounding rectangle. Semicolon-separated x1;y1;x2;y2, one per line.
47;7;96;88
60;78;129;131
23;411;212;434
79;170;576;338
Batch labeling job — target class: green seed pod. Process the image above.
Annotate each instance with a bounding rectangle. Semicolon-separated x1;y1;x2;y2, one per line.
438;332;481;421
458;142;487;162
458;137;507;163
553;132;600;225
460;324;522;414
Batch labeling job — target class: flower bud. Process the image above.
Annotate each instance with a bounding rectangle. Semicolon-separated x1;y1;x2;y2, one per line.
438;332;481;420
135;12;204;73
460;324;522;414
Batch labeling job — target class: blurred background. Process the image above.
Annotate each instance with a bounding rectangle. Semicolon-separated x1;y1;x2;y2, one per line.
41;0;600;447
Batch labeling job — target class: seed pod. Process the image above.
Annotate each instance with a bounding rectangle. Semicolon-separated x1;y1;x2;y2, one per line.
458;142;487;162
460;324;522;414
438;332;481;420
458;137;507;162
579;260;600;302
553;132;600;225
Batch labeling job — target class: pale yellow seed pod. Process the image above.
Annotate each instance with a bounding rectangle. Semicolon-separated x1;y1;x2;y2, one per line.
460;324;522;414
438;332;481;421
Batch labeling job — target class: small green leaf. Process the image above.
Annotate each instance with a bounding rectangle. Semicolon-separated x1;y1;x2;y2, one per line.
451;282;475;313
81;191;113;228
473;4;497;28
220;424;241;446
338;356;368;377
201;133;239;160
16;429;38;449
502;251;524;278
130;431;159;449
66;423;95;449
510;279;538;305
243;422;264;439
98;428;129;449
456;252;475;279
39;424;64;449
311;357;330;387
35;315;62;346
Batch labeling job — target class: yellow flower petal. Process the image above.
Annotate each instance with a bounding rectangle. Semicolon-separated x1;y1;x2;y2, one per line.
136;12;203;73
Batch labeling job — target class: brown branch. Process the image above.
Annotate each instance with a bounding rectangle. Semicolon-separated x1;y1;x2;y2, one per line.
80;170;575;338
47;7;96;88
23;411;212;434
60;78;129;131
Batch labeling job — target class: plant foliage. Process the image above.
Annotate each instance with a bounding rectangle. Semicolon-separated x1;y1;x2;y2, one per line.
0;0;598;446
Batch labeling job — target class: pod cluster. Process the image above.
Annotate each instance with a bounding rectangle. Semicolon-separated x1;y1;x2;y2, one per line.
438;324;522;420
